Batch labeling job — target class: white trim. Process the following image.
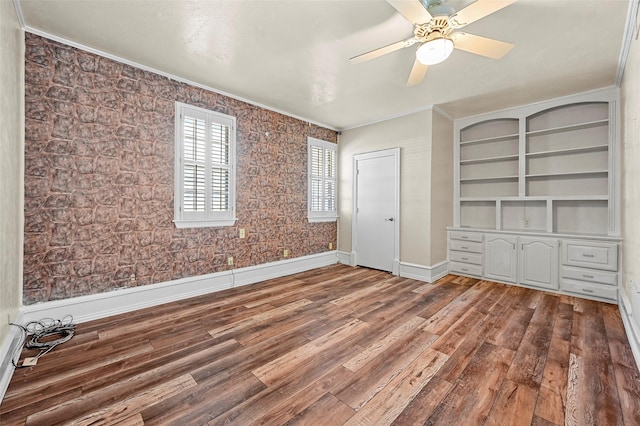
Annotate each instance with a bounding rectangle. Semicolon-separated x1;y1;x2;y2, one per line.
622;290;633;316
174;102;237;227
11;0;26;28
307;137;338;221
433;105;455;122
337;251;352;265
616;0;640;86
349;251;358;267
21;28;338;132
0;311;25;404
307;217;338;223
173;219;237;228
619;296;640;373
352;148;401;274
232;252;337;287
399;260;449;283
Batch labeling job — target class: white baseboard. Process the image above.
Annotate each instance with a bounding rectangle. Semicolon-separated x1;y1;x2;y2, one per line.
399;260;449;283
336;253;449;283
0;251;338;403
0;311;24;404
336;251;351;265
619;292;640;373
232;251;338;287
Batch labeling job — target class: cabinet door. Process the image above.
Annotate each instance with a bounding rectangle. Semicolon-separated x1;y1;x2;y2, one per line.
519;237;559;290
485;234;518;283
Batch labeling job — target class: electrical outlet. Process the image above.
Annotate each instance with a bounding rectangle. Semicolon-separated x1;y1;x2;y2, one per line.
239;228;245;239
284;249;289;258
524;218;530;228
228;257;234;266
329;243;333;250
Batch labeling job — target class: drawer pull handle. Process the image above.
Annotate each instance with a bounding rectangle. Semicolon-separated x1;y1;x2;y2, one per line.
461;236;469;239
582;288;594;293
461;268;468;272
582;254;595;258
583;274;594;279
461;246;468;250
461;257;469;261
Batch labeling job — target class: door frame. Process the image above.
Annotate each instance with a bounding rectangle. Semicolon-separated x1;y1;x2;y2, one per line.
351;148;400;275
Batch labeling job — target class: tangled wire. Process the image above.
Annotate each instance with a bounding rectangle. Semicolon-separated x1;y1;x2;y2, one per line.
10;315;76;368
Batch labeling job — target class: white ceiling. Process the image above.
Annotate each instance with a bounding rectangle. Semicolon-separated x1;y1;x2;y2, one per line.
17;0;631;130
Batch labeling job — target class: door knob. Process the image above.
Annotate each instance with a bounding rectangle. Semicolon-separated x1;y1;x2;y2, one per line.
385;217;394;222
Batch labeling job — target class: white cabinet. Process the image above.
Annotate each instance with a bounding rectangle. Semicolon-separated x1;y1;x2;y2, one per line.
518;237;558;290
448;230;618;303
449;231;483;277
484;234;517;283
559;240;619;301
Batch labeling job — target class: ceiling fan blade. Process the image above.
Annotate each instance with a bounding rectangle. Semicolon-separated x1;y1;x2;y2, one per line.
350;37;417;64
449;0;516;28
451;32;513;59
386;0;433;25
407;59;428;86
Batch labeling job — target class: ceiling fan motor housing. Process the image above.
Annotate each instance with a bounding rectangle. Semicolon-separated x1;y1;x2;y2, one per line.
421;0;456;19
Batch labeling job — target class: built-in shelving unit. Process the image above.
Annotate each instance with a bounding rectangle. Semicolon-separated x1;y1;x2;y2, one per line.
449;88;621;304
454;89;619;236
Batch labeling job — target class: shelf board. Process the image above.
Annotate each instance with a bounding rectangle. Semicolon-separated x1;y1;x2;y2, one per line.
526;119;608;137
459;133;519;146
526;170;608;179
460;154;519;165
460;176;519;183
551;195;608;201
526;144;608;158
460;195;609;202
460;197;500;202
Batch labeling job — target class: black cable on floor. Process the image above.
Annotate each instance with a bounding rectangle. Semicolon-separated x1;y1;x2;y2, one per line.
9;315;76;368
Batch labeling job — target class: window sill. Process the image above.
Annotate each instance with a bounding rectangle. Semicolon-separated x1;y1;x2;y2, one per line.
174;218;237;229
308;216;338;223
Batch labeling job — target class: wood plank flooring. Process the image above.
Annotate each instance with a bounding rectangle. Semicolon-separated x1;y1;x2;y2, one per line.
2;264;639;425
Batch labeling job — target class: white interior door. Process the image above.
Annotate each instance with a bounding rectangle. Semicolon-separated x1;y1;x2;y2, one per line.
353;149;399;273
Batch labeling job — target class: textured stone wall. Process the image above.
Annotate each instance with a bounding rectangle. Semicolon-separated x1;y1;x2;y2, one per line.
23;33;337;304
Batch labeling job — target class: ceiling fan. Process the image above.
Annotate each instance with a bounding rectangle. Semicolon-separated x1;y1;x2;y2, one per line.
350;0;516;86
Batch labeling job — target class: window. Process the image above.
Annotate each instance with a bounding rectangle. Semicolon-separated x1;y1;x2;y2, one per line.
308;137;338;222
174;102;236;228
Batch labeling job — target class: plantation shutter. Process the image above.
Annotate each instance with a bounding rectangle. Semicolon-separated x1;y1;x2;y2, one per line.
175;102;236;228
182;112;207;213
308;137;338;221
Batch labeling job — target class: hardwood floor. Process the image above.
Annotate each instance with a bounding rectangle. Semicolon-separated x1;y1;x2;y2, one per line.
2;264;639;425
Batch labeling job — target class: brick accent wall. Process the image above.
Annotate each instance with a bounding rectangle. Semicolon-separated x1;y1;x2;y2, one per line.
23;33;337;304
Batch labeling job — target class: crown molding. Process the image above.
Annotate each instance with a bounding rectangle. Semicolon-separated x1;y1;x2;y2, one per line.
616;0;640;86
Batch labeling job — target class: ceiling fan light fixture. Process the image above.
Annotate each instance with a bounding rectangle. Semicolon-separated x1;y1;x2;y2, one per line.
416;36;454;65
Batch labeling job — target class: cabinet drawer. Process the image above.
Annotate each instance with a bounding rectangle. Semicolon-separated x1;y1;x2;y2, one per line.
450;261;482;277
561;278;617;301
561;266;617;286
450;240;483;254
450;251;483;265
562;241;618;271
450;231;483;243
